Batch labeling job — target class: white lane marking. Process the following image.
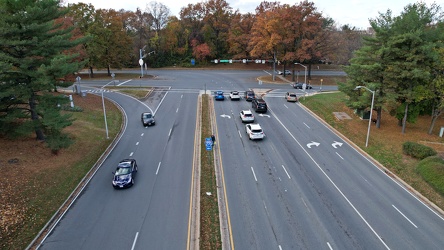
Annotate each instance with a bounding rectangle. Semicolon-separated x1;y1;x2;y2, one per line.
156;162;161;175
168;128;172;137
392;205;418;228
136;142;139;146
269;108;391;249
301;197;310;212
327;242;333;250
251;167;258;182
238;130;242;138
176;107;179;113
278;245;283;250
335;152;344;160
131;232;139;250
129;152;134;157
181;94;184;98
117;79;132;86
141;133;144;136
282;165;291;179
303;122;310;128
284;104;289;109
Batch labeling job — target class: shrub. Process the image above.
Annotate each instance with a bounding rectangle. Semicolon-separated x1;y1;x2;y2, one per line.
402;141;437;159
417;156;444;196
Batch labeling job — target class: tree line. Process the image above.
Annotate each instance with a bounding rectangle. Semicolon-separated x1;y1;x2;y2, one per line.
340;2;444;135
64;0;365;76
1;0;442;154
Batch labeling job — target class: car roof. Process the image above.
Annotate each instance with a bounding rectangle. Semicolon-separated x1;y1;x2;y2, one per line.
249;123;262;129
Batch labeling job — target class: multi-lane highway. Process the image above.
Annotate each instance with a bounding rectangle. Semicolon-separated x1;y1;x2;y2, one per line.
37;69;444;249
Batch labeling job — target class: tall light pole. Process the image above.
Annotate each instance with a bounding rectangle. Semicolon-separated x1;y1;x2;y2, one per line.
139;45;147;78
355;86;375;147
295;63;307;85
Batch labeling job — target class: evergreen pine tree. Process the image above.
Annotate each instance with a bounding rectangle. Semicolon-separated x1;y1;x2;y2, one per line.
0;0;87;152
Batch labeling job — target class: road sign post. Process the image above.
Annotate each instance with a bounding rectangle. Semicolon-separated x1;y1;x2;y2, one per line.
205;137;213;151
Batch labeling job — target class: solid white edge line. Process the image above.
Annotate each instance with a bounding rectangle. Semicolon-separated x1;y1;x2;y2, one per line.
156;162;161;175
168;128;172;137
131;232;139;250
251;167;258;182
281;165;291;179
392;205;418;228
327;241;333;250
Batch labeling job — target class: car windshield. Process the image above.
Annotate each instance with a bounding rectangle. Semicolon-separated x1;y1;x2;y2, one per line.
143;114;152;118
115;167;131;175
244;113;252;117
289;94;296;97
252;129;262;133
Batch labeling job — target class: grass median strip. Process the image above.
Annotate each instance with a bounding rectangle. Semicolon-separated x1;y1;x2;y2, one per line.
200;94;222;249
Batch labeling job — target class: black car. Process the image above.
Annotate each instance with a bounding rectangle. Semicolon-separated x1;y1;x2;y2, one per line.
112;159;138;189
252;98;268;113
141;112;155;126
292;82;313;89
244;90;255;101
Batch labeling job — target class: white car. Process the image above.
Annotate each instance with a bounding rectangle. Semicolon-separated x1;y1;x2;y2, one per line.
284;70;292;75
285;92;298;102
246;123;265;140
230;91;240;100
240;110;255;123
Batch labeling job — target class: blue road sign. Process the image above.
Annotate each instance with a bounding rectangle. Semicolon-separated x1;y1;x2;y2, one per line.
205;137;213;151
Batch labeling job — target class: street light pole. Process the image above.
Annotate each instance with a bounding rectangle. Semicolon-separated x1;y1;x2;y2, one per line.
295;63;307;85
139;45;147;78
355;86;375;147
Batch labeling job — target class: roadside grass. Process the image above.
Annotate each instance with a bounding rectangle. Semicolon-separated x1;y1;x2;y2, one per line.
0;94;122;250
300;91;444;209
200;94;222;249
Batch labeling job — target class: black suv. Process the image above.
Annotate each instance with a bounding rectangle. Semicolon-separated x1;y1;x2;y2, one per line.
244;90;255;101
141;112;155;126
112;159;138;189
252;98;267;113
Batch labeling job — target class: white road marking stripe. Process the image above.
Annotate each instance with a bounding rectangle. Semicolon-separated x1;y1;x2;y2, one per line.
335;152;344;160
392;205;418;228
156;162;162;175
251;167;257;182
131;232;139;250
281;165;291;179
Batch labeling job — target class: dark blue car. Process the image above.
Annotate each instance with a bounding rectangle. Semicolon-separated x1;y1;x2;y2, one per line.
214;91;225;100
112;159;138;189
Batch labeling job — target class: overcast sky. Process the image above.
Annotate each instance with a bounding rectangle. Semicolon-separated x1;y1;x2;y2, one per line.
64;0;440;30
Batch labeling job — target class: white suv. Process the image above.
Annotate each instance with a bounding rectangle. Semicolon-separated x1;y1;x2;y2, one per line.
230;91;240;100
240;110;255;123
246;123;265;140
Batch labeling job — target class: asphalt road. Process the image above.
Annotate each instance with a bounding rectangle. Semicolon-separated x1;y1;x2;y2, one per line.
40;88;198;249
38;69;444;250
214;91;444;249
